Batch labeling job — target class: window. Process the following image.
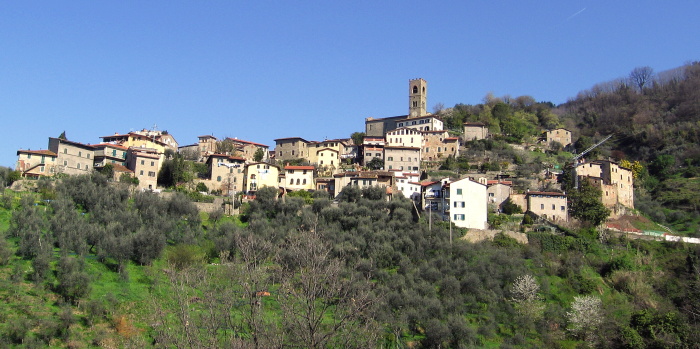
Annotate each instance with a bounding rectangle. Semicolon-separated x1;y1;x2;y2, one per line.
425;147;429;152
79;151;82;157
302;179;306;185
540;204;544;210
296;179;300;185
388;157;393;161
552;204;555;210
40;166;44;173
87;154;91;159
63;160;67;166
27;154;32;159
148;171;156;177
561;206;566;211
303;170;307;174
141;160;145;165
140;170;144;175
456;189;462;195
489;193;494;197
64;148;67;154
151;161;154;166
290;179;294;185
112;149;117;156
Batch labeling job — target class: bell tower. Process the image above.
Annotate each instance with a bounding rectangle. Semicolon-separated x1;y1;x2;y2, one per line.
408;78;427;118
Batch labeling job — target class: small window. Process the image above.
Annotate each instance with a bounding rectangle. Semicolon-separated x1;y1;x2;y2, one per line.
79;151;82;157
217;176;222;182
561;206;565;211
141;160;145;165
151;161;155;166
456;189;462;195
540;204;544;210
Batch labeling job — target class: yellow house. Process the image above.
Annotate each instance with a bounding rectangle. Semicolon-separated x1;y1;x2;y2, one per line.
244;162;280;194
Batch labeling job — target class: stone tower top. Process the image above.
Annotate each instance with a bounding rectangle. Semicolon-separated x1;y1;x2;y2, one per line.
408;78;427;118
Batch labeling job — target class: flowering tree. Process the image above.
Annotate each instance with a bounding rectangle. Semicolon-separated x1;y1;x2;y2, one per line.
567;295;603;341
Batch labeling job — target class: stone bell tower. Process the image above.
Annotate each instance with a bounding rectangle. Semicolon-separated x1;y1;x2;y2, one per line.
408;78;427;118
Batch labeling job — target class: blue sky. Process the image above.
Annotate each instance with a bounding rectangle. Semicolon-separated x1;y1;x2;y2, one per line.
2;1;699;168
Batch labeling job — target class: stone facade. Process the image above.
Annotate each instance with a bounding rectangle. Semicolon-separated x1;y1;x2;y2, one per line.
384;146;421;172
526;191;568;222
463;122;488;141
16;149;58;177
274;137;310;162
48;137;95;176
544;128;572;147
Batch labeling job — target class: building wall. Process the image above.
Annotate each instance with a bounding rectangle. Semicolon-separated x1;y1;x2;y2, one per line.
449;178;487;229
422;131;457;161
129;152;159;190
527;192;568;222
487;183;512;210
48;138;95;176
244;163;280;193
463;124;488;141
384;147;420;172
385;128;423;147
397;116;443;133
362;147;384;167
284;166;315;191
546;129;572;147
16;151;57;177
274;138;310;162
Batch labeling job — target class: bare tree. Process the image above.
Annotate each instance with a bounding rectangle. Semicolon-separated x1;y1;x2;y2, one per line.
277;229;379;349
629;66;654;91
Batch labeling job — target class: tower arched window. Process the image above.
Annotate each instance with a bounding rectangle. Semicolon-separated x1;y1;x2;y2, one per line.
413;86;418;93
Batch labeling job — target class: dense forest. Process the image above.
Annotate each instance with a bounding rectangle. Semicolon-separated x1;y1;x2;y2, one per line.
1;62;700;348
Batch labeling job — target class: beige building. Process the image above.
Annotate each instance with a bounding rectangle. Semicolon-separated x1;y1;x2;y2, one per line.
544;128;572;147
48;137;95;176
131;128;179;151
283;165;315;191
386;128;423;147
101;132;167;165
127;148;160;190
333;171;395;197
485;180;513;211
384;146;421;172
362;146;384;167
205;154;246;195
197;135;217;159
575;159;634;212
463;122;489;141
226;137;270;162
244;162;280;194
92;143;129;169
422;130;459;161
316;148;340;176
274;137;311;162
526;191;568;222
16;149;58;178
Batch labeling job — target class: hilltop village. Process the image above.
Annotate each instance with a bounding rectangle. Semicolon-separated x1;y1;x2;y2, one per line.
14;79;634;230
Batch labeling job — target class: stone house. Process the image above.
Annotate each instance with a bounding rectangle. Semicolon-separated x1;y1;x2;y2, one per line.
48;137;95;176
384;146;421;172
526;191;568;222
575;159;634;214
92;143;128;169
422;130;459;161
205;154;246;195
544;128;572;147
16;149;58;177
274;137;311;162
485;180;513;211
225;137;269;162
463;122;489;142
127;148;160;190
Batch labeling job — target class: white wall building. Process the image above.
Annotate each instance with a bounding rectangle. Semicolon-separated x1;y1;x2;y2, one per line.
448;177;488;229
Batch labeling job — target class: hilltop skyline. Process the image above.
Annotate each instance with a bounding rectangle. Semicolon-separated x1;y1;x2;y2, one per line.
2;1;699;167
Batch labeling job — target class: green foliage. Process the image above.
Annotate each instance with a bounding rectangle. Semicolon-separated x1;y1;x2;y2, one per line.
501;197;523;214
527;232;574;252
568;179;610;226
119;172;139;185
253;147;265;162
166;244;206;270
351;131;365;145
366;157;383;170
195;182;208;193
287;190;314;204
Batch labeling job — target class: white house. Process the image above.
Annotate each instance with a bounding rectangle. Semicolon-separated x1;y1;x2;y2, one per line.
448;177;488;229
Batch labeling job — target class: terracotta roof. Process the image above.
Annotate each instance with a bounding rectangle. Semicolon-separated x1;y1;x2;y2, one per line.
285;165;314;170
92;143;129;150
17;149;57;156
51;137;95;149
463;122;486;126
364;147;383;151
225;138;269;147
527;191;566;196
420;181;439;187
198;135;217;139
487;180;512;186
445;137;459;141
274;137;310;143
111;164;133;173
